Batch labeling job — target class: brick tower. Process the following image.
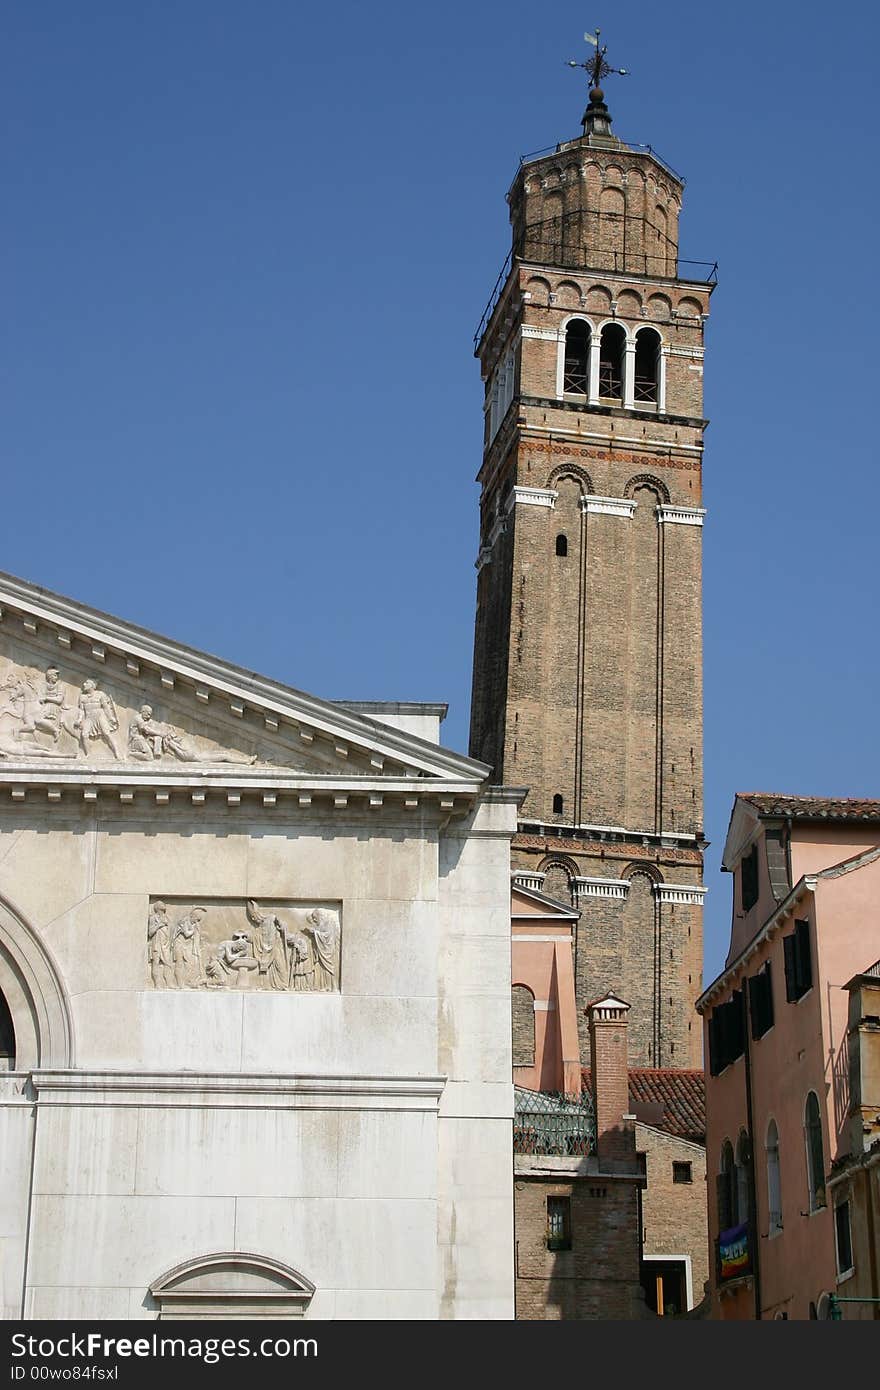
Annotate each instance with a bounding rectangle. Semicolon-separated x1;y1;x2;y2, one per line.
469;67;713;1068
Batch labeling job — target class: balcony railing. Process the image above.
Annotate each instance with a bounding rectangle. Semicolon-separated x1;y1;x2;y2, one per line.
513;1087;595;1157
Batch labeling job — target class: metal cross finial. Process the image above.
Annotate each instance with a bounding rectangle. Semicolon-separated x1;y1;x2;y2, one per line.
567;30;629;90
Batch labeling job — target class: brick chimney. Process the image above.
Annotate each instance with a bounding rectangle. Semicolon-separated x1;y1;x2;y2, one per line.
587;992;634;1164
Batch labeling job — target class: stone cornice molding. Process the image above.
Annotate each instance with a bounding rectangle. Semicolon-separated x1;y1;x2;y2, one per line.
521;325;561;342
512;870;547;891
580;496;636;519
656;505;706;527
506;486;558;512
0;769;484;820
653;883;708;906
30;1070;448;1111
574;877;630;900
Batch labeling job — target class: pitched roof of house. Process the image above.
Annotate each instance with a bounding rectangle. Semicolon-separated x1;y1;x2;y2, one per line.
580;1067;705;1144
737;793;880;821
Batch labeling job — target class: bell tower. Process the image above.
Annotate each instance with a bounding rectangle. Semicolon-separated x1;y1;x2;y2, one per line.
469;48;714;1068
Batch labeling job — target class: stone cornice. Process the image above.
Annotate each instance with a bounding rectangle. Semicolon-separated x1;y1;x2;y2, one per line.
506;486;558;511
656;505;706;527
0;768;484;819
574;877;630;900
30;1070;448;1111
654;884;708;905
581;495;636;518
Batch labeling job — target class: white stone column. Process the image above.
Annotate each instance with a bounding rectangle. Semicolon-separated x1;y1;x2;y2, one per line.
588;334;602;405
659;346;669;414
623;339;636;410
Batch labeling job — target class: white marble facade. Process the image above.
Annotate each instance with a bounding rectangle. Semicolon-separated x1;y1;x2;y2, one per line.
0;571;517;1320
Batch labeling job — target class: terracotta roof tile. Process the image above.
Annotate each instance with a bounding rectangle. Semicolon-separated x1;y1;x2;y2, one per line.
738;793;880;821
581;1067;705;1143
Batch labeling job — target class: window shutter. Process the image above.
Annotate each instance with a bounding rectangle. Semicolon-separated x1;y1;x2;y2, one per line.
708;1012;720;1075
795;919;813;996
783;932;797;1001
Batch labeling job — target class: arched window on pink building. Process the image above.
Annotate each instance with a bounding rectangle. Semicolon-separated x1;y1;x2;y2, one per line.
766;1119;782;1235
805;1092;826;1211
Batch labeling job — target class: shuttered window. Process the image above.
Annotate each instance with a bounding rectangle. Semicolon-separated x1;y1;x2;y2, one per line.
784;919;813;1002
708;990;745;1075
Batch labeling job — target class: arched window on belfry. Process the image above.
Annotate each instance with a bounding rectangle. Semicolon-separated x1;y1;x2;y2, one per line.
562;319;590;394
555;534;568;557
599;323;626;400
552;793;564;815
634;327;661;404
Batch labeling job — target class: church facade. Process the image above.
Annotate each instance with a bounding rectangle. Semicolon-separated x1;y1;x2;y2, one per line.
0;570;518;1320
470;77;714;1068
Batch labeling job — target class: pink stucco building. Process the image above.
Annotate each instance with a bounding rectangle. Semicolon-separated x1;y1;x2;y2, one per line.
698;793;880;1319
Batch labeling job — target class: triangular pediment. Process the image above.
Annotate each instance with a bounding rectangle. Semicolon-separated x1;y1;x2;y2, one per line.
0;571;489;798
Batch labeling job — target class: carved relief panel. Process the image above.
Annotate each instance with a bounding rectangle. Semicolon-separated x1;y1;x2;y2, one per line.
0;656;262;765
147;898;341;993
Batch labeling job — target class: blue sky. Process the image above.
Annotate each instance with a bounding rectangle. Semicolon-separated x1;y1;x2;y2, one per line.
3;2;878;983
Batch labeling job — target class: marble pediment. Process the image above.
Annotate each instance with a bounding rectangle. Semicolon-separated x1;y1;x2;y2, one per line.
0;571;489;795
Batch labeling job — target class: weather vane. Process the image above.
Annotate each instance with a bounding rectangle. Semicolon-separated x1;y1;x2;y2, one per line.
567;30;627;137
567;30;628;90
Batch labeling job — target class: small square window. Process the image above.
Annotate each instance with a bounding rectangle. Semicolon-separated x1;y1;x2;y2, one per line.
673;1162;693;1184
547;1196;572;1251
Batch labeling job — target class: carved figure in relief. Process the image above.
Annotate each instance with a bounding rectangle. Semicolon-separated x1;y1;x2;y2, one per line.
75;680;120;759
0;668;77;757
147;901;173;988
205;930;255;987
304;908;339;991
288;932;314;991
245;900;289;991
171;907;207;988
127;704;257;765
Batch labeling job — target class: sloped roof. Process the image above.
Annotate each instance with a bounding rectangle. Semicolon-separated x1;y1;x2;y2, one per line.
737;793;880;821
581;1067;705;1143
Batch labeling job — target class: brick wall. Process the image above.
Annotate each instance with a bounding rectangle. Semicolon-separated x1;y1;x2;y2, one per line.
514;1174;647;1319
636;1124;709;1306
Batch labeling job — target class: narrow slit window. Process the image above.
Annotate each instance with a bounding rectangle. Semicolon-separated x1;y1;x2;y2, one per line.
555;534;568;557
552;793;564;815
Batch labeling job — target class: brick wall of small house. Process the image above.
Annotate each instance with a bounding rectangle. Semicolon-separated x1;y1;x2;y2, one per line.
514;1175;646;1320
636;1124;709;1306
